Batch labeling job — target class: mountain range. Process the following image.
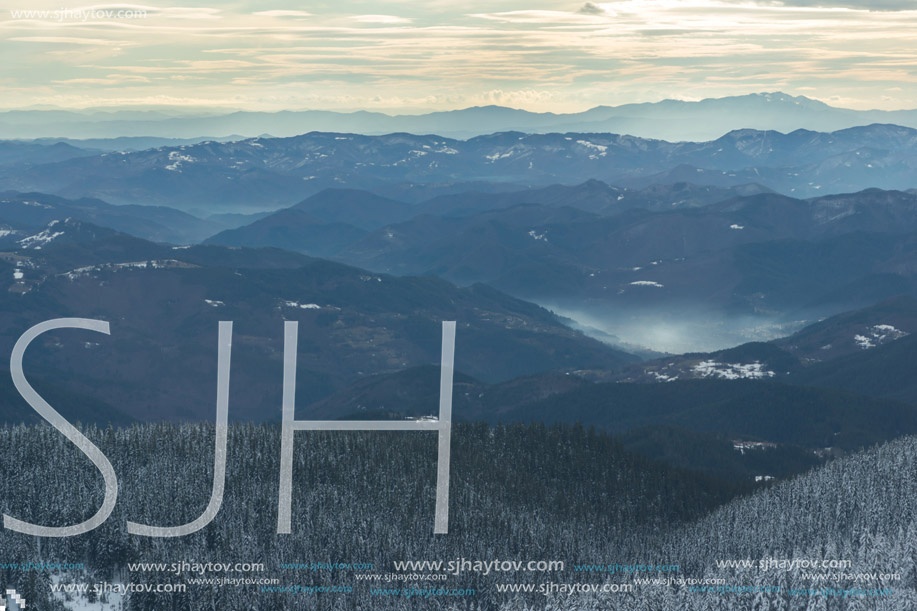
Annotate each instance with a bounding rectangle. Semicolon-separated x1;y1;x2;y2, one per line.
0;218;635;425
204;184;917;351
4;93;917;142
0;175;916;501
2;109;917;494
5;179;917;354
2;123;915;216
0;191;224;244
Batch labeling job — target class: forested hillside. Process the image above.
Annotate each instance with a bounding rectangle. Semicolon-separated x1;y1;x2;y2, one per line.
0;422;741;610
4;423;916;610
546;435;917;610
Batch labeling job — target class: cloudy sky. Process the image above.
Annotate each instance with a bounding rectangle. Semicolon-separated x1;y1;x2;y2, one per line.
1;1;915;113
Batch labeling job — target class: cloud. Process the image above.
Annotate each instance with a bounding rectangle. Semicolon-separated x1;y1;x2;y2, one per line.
159;7;221;20
578;2;607;15
78;4;159;10
350;15;413;24
472;10;604;24
762;0;917;10
53;73;151;84
472;88;560;107
253;10;312;18
9;36;131;45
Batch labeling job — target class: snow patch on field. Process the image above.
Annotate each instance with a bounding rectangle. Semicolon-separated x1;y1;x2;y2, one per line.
405;415;439;422
734;440;777;454
576;140;608;159
854;334;874;349
19;221;64;249
282;300;320;309
855;324;908;349
165;150;195;171
60;259;193;280
485;150;514;162
692;360;775;380
16;199;53;209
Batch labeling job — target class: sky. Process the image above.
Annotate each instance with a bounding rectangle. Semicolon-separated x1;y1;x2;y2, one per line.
1;1;915;113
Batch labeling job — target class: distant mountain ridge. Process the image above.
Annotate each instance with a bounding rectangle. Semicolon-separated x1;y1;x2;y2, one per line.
207;185;917;338
3;92;917;142
3;123;916;214
0;190;221;243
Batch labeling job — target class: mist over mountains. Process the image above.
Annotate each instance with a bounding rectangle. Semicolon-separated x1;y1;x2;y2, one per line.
5;92;917;142
0;123;915;217
202;183;917;352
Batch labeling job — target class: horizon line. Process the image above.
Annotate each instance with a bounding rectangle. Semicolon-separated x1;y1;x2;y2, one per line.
2;91;913;117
